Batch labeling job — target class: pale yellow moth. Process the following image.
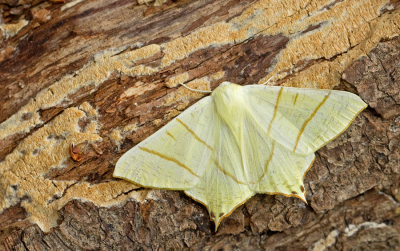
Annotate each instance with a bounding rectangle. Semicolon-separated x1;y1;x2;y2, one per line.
113;81;367;230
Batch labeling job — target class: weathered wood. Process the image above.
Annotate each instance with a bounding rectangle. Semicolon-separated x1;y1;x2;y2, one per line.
1;0;400;250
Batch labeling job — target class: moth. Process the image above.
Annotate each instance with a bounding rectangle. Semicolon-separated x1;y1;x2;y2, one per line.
113;81;367;230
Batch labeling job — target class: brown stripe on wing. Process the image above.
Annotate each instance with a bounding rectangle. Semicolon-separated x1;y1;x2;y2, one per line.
293;93;299;105
176;118;213;150
166;131;175;140
212;159;245;185
267;87;283;135
293;92;331;152
258;141;275;183
139;147;199;178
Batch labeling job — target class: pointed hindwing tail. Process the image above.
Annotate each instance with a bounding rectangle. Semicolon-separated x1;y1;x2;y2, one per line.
185;114;253;230
240;85;366;199
240;110;312;201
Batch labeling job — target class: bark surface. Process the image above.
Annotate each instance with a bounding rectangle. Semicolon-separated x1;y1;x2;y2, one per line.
1;0;400;250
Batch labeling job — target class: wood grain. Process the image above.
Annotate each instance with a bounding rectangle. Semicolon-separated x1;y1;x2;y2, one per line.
1;0;400;249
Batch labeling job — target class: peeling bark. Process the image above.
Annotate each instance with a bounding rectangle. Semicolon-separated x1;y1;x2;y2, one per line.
1;0;400;250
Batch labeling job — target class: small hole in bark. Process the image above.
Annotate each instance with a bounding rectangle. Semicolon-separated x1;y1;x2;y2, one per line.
32;148;40;155
21;112;32;121
54;135;65;140
47;194;61;204
21;195;31;202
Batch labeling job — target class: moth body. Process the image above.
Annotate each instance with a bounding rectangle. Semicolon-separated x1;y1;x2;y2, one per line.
212;82;247;142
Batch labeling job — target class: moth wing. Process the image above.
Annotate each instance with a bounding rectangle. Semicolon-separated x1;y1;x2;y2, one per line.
113;97;216;190
240;111;314;200
242;85;367;156
185;115;253;230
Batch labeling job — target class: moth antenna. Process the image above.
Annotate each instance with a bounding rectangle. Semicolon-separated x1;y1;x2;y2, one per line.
261;76;274;85
179;83;212;93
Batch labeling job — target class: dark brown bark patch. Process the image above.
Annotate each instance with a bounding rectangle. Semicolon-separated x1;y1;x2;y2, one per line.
343;35;400;120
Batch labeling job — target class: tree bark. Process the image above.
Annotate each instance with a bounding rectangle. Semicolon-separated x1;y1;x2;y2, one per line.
1;0;400;250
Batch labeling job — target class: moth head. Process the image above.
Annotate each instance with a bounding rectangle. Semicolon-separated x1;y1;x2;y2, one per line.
219;81;232;87
211;81;243;100
212;81;247;127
